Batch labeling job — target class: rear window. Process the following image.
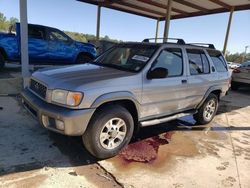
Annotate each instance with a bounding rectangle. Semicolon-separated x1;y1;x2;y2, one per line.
207;50;228;72
187;49;210;75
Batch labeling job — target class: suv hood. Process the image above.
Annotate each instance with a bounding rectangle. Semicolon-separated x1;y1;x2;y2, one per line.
32;64;136;90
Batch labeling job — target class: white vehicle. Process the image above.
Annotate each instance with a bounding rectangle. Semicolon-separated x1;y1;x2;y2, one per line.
227;62;240;69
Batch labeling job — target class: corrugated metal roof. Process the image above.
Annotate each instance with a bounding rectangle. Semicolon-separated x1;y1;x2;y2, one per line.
77;0;250;20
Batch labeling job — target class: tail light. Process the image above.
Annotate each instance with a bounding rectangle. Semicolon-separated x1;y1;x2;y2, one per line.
233;69;241;73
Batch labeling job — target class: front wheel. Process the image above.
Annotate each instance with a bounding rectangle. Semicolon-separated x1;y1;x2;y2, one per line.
194;93;218;125
82;105;134;159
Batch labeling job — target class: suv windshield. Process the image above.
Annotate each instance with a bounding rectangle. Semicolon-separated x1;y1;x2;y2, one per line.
93;44;157;72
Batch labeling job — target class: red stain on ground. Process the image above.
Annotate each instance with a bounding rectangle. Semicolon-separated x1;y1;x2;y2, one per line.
119;132;174;163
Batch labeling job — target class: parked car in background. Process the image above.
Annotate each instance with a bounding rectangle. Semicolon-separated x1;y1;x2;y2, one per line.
227;62;240;69
22;38;230;159
231;61;250;90
0;23;97;70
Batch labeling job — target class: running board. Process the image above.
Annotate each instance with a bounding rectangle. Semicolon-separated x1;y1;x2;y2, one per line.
140;110;197;127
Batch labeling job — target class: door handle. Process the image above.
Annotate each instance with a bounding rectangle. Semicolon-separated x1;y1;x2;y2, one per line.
182;79;187;84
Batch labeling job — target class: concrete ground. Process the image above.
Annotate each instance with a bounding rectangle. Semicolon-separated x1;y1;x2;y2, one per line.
0;87;250;187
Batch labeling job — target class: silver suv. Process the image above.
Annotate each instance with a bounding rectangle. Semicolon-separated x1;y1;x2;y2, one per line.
22;38;231;159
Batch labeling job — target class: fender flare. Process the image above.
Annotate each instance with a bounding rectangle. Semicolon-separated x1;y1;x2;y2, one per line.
90;91;141;116
196;85;222;109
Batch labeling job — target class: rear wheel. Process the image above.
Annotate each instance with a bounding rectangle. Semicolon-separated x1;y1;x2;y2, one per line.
231;82;239;91
82;105;134;159
0;53;5;70
76;53;93;64
194;93;218;125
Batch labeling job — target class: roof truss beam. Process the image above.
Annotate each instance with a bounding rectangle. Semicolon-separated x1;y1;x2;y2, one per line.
208;0;232;10
136;0;188;15
173;0;209;12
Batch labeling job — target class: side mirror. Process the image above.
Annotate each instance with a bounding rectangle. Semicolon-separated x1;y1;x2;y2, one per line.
147;67;168;79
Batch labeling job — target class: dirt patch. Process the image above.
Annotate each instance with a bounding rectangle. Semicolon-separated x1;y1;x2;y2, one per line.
108;131;199;172
221;176;236;187
216;162;229;171
0;170;47;188
73;164;120;188
119;132;173;163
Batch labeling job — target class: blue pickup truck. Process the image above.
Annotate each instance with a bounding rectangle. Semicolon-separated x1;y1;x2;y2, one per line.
0;23;97;69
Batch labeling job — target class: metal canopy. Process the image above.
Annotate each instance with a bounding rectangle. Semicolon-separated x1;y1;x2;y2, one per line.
77;0;250;20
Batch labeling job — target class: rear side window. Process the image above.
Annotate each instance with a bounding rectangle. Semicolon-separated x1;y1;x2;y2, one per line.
28;27;45;40
207;50;228;72
152;48;183;77
187;49;210;75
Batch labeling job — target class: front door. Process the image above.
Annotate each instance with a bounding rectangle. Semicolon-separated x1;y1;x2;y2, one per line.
141;47;188;119
47;28;75;63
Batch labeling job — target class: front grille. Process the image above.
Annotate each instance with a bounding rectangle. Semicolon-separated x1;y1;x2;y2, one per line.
30;79;47;99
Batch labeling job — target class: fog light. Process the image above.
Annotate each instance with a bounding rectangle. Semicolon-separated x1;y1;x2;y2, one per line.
56;120;65;131
42;115;49;127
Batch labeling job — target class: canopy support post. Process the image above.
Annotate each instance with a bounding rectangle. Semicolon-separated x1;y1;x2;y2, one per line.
155;19;160;43
96;4;101;40
223;7;234;55
19;0;29;88
163;0;173;42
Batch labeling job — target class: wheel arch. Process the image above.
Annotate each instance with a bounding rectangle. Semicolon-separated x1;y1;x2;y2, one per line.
196;86;222;109
90;92;141;134
75;51;94;62
0;47;8;59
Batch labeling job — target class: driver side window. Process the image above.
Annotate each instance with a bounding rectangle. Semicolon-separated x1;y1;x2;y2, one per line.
152;48;183;77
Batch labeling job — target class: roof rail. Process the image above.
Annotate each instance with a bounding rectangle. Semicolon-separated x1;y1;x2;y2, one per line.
142;38;186;45
188;43;215;49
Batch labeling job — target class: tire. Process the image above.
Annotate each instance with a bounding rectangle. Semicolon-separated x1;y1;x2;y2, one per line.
231;82;239;91
194;93;218;125
82;105;134;159
0;53;5;70
76;53;93;64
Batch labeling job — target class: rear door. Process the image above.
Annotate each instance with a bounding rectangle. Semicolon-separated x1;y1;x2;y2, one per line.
142;47;189;119
207;50;229;88
185;48;216;109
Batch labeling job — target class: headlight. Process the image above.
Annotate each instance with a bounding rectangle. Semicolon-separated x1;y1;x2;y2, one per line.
51;89;83;106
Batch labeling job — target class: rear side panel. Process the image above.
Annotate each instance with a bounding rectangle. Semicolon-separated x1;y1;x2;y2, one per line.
232;62;250;84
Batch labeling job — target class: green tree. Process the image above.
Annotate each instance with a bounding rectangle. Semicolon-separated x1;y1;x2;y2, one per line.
0;12;8;31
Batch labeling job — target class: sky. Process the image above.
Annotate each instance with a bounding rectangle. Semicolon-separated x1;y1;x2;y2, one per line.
0;0;249;53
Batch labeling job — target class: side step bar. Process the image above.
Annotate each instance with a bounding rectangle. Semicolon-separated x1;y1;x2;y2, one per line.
140;110;197;127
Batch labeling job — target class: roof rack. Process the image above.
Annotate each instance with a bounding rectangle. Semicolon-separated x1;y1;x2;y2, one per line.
188;43;215;49
142;38;186;45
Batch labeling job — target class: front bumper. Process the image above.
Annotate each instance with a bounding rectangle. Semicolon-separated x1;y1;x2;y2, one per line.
21;88;95;136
